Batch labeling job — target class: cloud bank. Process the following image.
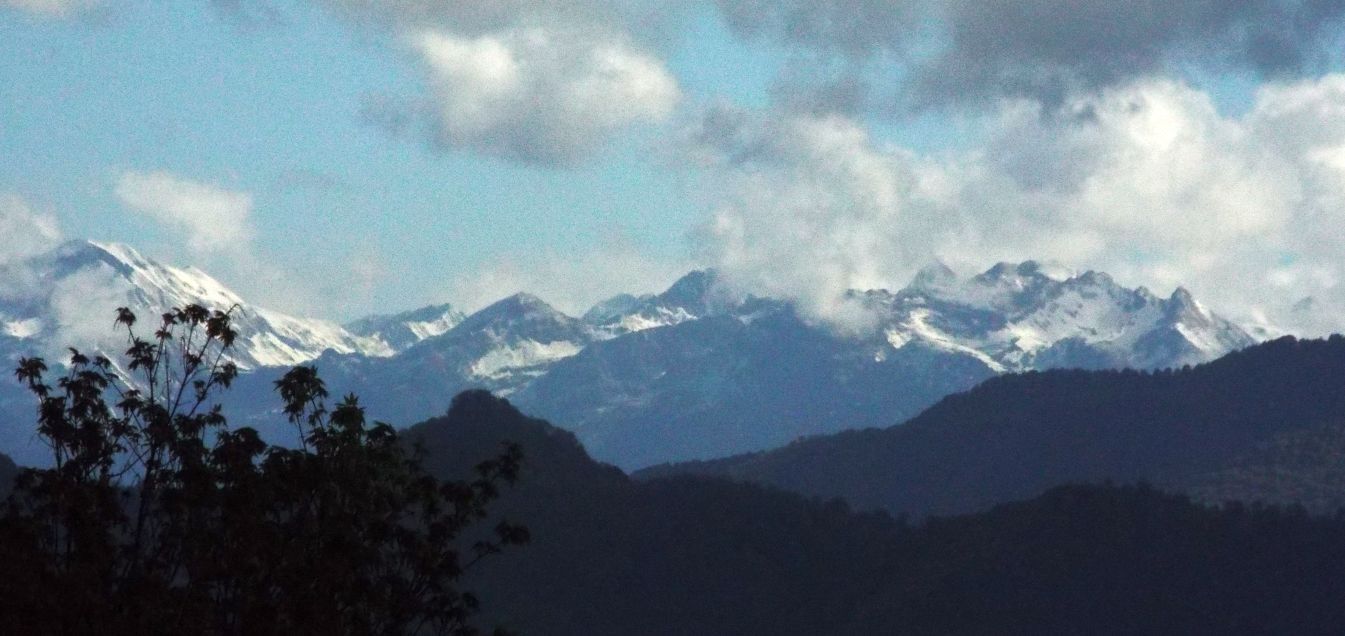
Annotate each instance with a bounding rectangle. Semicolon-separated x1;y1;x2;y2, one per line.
689;75;1345;336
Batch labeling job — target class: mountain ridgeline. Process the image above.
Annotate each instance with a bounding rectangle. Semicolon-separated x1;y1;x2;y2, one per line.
642;335;1345;518
0;240;1257;469
406;391;1345;635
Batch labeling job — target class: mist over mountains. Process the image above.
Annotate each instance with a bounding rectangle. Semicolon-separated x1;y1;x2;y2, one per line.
0;239;1258;468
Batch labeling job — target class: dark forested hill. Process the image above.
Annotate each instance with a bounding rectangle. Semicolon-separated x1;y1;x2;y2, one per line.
0;452;15;498
406;391;907;635
640;336;1345;518
411;391;1345;635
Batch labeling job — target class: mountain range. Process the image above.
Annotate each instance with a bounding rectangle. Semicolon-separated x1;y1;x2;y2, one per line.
0;239;1258;468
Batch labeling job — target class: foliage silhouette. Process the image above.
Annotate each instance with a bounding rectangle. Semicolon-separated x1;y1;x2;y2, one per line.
0;304;526;634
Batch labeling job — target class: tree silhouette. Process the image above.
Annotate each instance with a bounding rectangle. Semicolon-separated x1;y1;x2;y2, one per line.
0;304;527;634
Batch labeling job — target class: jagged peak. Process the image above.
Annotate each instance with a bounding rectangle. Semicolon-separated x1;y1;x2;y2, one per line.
343;303;465;353
1164;286;1208;321
3;239;397;368
85;240;146;264
502;292;559;312
457;293;574;332
972;260;1058;286
397;302;461;322
582;293;650;324
910;260;958;290
659;269;719;305
980;261;1018;279
347;302;461;330
43;239;136;276
969;260;1078;286
1021;259;1076;281
1070;270;1115;287
39;240;243;308
1170;286;1196;306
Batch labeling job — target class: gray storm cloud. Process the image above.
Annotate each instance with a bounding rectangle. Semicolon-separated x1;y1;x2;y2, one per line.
715;0;1345;110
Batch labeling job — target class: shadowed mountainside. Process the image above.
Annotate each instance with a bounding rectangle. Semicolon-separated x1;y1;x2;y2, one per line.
640;336;1345;518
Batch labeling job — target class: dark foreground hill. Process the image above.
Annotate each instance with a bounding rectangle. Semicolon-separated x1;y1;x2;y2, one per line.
0;452;14;498
641;336;1345;518
412;391;1345;635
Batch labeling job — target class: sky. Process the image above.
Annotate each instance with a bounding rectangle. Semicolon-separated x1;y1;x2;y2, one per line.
3;1;1345;336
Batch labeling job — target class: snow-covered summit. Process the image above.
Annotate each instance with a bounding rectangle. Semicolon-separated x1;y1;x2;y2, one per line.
345;303;464;353
573;261;1250;374
385;293;592;394
0;240;388;369
871;261;1255;372
583;270;745;338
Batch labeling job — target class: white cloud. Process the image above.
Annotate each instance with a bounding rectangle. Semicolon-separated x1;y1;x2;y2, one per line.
1;0;97;18
687;105;921;331
47;265;129;354
688;75;1345;337
409;26;678;165
109;171;300;314
317;0;681;165
114;170;254;253
0;194;65;302
0;194;62;263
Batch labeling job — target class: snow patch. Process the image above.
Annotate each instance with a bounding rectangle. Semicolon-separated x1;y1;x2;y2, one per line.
899;309;1007;372
592;306;698;339
406;317;456;341
469;339;583;380
1174;322;1222;356
884;328;910;349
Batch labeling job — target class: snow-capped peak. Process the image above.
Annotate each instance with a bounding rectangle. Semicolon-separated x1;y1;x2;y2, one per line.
1;240;389;370
345;303;465;353
583;270;744;339
875;260;1255;371
392;292;591;394
456;293;576;333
